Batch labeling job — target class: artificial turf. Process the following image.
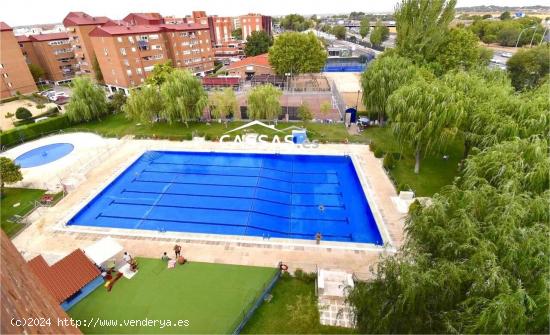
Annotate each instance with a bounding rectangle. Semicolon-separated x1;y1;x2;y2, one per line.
68;258;277;334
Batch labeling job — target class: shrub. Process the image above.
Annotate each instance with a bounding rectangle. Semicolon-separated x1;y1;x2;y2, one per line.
374;147;384;158
15;107;32;120
205;134;212;141
36;103;45;109
293;268;317;283
13;119;35;126
0;115;71;148
184;133;193;141
369;141;377;152
383;152;395;169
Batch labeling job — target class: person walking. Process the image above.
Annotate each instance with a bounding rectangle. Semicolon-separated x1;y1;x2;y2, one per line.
174;244;181;258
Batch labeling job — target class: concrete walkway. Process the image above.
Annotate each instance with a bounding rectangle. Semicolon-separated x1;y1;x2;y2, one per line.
12;136;405;276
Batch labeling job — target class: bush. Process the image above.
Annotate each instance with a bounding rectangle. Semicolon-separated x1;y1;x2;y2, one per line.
0;96;20;103
369;141;377;152
383;152;395;169
15;107;32;120
13;119;35;126
184;133;193;141
293;268;317;283
36;103;45;109
374;147;385;158
0;115;71;148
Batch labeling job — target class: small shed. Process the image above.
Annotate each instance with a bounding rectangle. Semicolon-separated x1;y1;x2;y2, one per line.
28;249;102;310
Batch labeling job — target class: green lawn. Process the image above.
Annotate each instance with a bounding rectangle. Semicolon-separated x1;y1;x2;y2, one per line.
242;273;355;334
67;114;459;196
0;188;45;236
359;127;463;196
68;259;277;334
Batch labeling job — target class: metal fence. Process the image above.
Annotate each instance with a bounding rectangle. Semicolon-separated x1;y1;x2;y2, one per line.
330;80;346;119
231;267;281;334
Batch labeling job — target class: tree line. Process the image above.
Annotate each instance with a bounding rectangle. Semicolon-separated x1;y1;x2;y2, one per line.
351;0;549;333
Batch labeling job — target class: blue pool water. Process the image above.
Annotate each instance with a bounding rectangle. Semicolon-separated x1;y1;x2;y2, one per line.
15;143;74;168
68;151;383;245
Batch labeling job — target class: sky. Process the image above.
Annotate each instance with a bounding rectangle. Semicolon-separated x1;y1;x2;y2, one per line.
1;0;546;26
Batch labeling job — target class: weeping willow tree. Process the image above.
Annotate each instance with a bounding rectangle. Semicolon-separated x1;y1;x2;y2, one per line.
394;0;457;65
360;54;421;123
160;70;208;126
209;87;239;121
387;78;462;173
246;84;282;121
348;137;550;334
65;76;108;122
443;68;519;159
124;86;162;124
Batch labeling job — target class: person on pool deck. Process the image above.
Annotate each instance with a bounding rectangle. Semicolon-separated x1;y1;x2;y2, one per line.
124;252;139;271
174;244;181;258
161;252;170;261
315;232;322;244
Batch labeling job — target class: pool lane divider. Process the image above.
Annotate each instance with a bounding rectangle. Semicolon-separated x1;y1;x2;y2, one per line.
149;161;339;175
95;213;353;240
120;189;345;208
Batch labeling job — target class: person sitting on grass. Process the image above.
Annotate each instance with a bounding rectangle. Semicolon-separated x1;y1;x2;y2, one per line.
161;252;170;261
124;252;138;272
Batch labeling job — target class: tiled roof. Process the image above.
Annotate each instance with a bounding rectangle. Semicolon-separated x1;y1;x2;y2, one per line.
227;53;271;70
63;12;110;26
28;32;69;42
160;23;209;31
28;249;101;304
0;21;12;32
89;23;209;37
89;24;164;37
16;35;32;42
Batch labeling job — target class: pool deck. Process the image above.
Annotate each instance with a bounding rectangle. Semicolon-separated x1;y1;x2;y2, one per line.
11;136;405;277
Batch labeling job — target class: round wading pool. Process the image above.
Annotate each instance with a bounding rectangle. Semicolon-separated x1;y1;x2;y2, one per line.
15;143;75;168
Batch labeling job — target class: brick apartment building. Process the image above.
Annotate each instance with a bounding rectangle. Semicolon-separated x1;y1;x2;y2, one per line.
16;32;77;83
63;12;110;76
89;13;214;94
0;22;37;99
239;14;272;39
208;16;234;45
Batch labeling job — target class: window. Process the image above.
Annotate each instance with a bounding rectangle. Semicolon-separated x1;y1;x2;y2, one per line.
103;48;109;56
111;69;115;75
123;59;129;66
151;45;162;50
0;63;3;68
7;82;12;88
140;77;144;83
48;40;69;46
136;68;142;75
144;65;154;72
2;73;8;78
131;47;136;52
128;36;134;43
126;69;132;76
138;35;149;41
117;37;123;43
120;48;126;56
149;34;159;40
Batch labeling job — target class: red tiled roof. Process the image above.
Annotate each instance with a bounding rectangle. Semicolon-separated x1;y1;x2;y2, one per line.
160;23;209;31
89;23;209;37
28;249;101;304
0;22;12;32
227;53;271;70
28;32;69;42
89;24;163;37
16;35;32;42
123;13;164;25
63;12;110;27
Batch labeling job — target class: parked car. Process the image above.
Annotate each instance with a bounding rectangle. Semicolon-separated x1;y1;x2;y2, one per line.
49;92;67;101
40;89;54;97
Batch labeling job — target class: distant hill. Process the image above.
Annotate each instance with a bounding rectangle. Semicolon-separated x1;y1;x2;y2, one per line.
456;5;550;13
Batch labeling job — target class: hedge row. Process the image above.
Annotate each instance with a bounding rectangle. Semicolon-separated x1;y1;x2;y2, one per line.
1;115;71;149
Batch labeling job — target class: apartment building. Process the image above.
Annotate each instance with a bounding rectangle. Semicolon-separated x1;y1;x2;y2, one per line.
63;12;110;76
239;14;272;39
208;16;234;45
16;32;76;83
0;22;37;99
89;22;214;93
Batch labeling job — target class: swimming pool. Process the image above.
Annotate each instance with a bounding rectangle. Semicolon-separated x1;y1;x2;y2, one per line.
67;151;383;245
15;143;75;168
